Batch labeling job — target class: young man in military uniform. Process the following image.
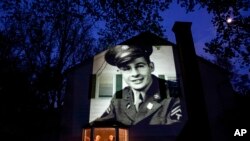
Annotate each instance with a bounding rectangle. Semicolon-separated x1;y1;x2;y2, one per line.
95;45;183;125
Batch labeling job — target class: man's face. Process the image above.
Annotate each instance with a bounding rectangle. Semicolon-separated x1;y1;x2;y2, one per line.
119;57;154;91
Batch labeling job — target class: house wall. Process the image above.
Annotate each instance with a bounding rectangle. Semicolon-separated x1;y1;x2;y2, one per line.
198;58;235;141
60;60;93;141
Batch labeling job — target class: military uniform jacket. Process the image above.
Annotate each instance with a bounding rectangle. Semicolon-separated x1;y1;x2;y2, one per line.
96;75;183;125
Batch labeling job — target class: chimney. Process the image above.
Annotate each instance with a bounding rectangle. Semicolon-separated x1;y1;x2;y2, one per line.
173;22;211;141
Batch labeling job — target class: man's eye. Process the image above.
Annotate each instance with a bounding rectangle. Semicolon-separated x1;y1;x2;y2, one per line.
136;64;145;68
120;67;130;71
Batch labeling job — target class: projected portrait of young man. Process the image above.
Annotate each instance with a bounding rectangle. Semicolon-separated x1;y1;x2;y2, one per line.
94;45;183;125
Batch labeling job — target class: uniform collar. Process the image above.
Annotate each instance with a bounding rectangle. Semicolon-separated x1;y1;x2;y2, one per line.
121;75;168;124
146;75;163;101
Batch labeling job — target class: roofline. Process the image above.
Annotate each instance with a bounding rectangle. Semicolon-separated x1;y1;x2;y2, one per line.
197;56;231;75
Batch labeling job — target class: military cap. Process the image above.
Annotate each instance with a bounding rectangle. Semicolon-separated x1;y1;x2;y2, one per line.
105;45;153;66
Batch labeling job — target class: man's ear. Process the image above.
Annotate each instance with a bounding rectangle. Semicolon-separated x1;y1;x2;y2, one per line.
149;62;155;72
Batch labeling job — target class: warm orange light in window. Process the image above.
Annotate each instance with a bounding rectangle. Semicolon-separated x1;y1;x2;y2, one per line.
83;127;129;141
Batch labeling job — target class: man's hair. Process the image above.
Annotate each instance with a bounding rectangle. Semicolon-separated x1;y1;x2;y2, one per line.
144;55;151;64
117;55;151;68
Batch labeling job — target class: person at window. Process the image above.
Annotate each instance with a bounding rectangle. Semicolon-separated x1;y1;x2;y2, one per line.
94;135;101;141
107;135;114;141
94;45;183;125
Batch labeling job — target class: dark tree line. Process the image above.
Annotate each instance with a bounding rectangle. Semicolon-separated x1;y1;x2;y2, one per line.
0;1;95;140
0;0;249;140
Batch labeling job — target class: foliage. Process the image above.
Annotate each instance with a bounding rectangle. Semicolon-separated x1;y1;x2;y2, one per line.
177;0;250;94
0;0;96;110
203;0;250;94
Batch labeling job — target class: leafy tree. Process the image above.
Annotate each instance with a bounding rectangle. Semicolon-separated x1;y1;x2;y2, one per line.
0;0;97;140
0;0;95;110
177;0;250;94
203;0;249;94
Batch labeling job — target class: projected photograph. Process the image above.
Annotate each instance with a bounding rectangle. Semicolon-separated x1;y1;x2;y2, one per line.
89;45;184;126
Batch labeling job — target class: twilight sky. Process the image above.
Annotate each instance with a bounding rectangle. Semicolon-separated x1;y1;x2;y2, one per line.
90;3;216;61
162;3;249;77
161;2;216;61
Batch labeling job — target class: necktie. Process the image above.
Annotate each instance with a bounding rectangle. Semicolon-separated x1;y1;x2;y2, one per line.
136;93;143;111
139;93;144;107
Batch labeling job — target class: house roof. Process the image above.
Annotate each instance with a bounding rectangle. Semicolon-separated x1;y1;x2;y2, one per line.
119;31;175;46
197;56;230;74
